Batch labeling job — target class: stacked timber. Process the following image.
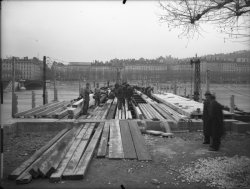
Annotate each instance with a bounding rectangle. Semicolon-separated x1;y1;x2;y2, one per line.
114;99;133;120
9;122;104;184
14;101;71;119
138;103;165;120
87;99;113;119
97;120;151;161
106;98;117;119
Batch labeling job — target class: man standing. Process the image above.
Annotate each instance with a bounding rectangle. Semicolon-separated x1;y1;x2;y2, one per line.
202;91;212;144
81;82;90;115
94;83;101;107
208;94;224;151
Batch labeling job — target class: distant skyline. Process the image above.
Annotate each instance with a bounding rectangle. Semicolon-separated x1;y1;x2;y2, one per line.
2;1;250;63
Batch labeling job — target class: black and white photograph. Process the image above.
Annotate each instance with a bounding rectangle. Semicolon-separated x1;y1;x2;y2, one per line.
0;0;250;188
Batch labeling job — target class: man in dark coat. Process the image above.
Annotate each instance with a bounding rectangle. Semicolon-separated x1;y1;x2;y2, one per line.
81;82;90;115
202;91;212;144
208;94;225;151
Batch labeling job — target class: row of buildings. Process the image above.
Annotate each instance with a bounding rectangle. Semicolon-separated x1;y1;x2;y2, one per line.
1;57;42;81
1;53;250;84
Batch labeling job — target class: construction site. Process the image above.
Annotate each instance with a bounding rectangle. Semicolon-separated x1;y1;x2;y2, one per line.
1;56;250;189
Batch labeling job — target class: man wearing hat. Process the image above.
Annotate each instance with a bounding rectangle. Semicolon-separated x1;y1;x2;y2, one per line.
208;94;225;151
81;82;91;115
202;91;212;144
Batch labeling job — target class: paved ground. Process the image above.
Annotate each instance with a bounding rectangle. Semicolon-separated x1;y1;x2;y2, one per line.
2;131;250;189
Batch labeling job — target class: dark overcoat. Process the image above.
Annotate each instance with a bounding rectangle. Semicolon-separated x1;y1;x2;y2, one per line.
209;100;225;138
202;99;211;136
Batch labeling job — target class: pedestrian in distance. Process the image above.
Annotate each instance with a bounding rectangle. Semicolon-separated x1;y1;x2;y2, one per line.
202;91;212;145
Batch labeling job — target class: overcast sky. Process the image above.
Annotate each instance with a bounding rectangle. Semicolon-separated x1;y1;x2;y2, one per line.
1;1;250;63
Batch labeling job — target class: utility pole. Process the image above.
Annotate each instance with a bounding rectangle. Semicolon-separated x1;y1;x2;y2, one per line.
43;56;46;105
190;54;201;102
0;58;3;181
12;57;17;117
206;69;210;93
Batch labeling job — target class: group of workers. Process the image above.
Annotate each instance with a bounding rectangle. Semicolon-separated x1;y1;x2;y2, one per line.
79;82;135;115
113;82;134;110
202;91;225;151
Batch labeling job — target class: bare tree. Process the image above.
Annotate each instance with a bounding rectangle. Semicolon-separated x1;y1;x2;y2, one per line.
158;0;250;42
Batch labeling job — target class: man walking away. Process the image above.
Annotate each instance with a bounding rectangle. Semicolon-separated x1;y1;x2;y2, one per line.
208;94;225;151
94;83;101;106
81;82;90;115
202;91;212;144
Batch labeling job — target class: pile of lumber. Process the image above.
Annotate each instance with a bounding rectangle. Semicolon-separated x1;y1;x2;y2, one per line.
14;101;71;119
9;122;104;184
97;120;151;161
115;99;133;120
86;99;114;119
138;103;164;120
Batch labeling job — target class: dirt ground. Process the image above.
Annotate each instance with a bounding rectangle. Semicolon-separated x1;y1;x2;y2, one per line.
1;131;250;189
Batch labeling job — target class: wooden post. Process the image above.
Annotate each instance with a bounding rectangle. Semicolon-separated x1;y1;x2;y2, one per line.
45;90;48;104
53;65;58;101
12;57;16;118
43;56;46;105
0;59;3;180
206;69;210;93
230;95;235;113
0;59;3;104
32;91;35;108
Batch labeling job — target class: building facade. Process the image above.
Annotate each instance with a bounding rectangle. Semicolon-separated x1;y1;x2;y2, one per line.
2;57;42;81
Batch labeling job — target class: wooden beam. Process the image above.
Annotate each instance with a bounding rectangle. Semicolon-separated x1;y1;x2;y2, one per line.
119;120;137;159
128;120;151;161
72;122;104;179
28;127;79;178
62;123;96;180
38;125;82;177
14;101;56;118
49;124;89;182
9;128;69;180
108;120;124;159
97;122;110;158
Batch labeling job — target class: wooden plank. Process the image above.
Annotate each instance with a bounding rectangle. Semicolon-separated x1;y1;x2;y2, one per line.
115;106;119;120
49;124;89;182
72;123;104;179
14;101;56;118
24;101;63;118
101;99;113;119
15;172;32;185
28;127;80;178
16;128;75;183
119;120;137;159
97;122;110;158
128;120;151;161
9;128;69;180
108;120;124;159
55;108;69;119
62;123;96;179
38;126;82;177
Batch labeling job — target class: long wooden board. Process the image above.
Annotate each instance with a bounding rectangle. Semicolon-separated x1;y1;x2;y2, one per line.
97;122;110;158
16;128;75;184
128;120;151;161
23;101;63;118
38;126;80;177
119;120;137;159
8;128;69;180
108;120;124;159
28;127;80;178
14;101;56;118
72;122;104;179
62;123;96;179
49;124;89;182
